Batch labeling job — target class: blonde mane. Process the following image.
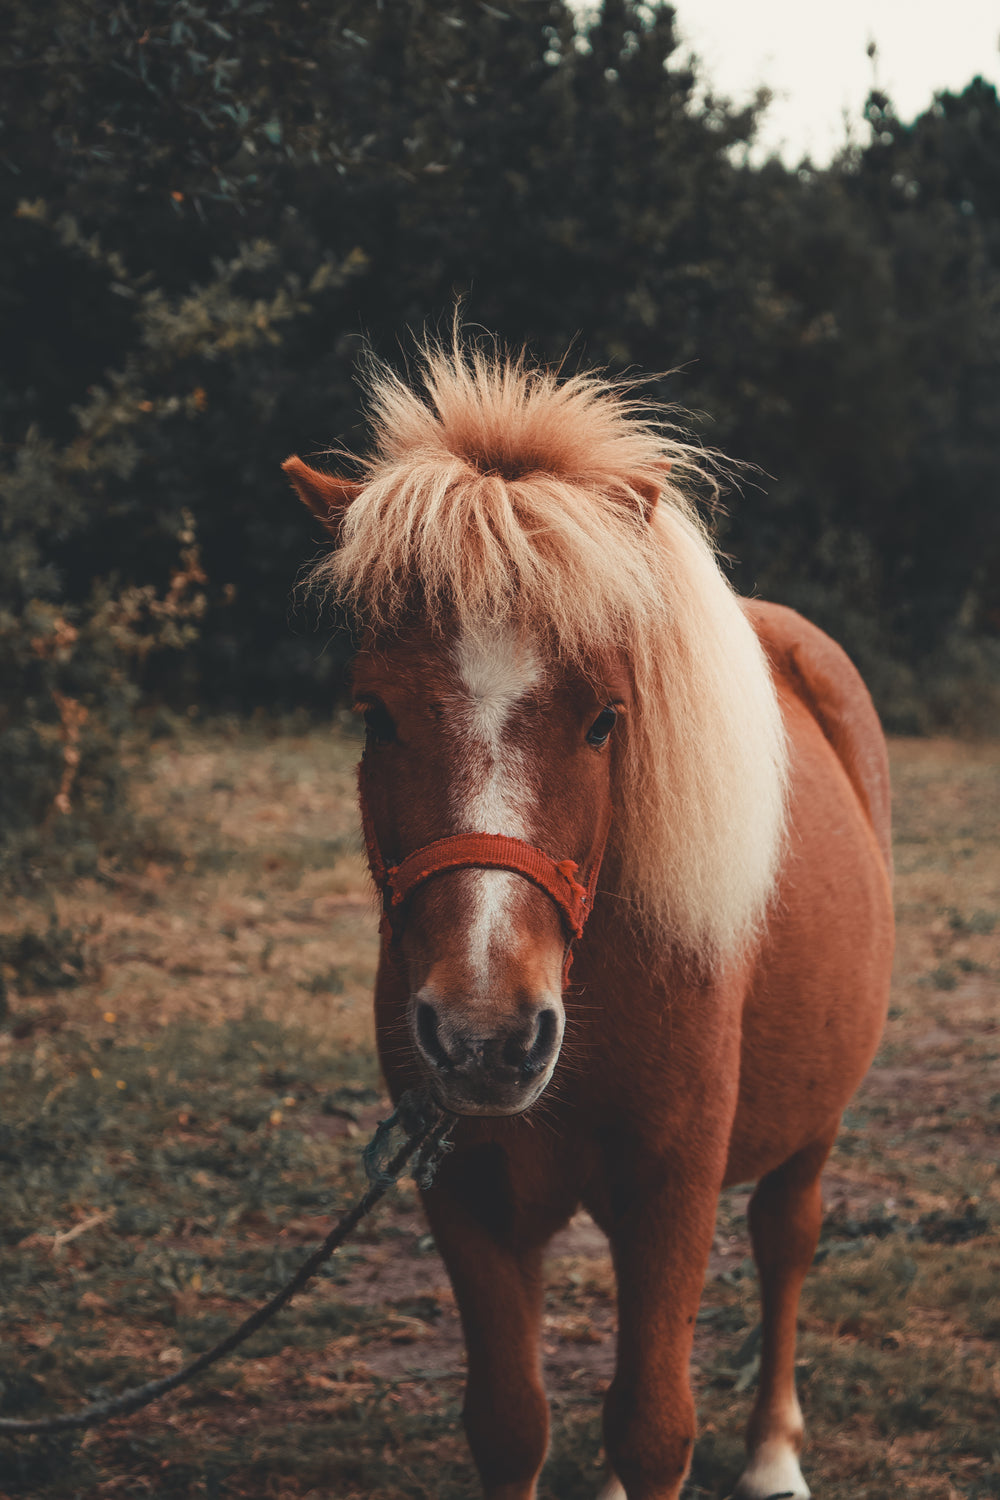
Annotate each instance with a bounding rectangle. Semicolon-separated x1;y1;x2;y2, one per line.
308;340;788;964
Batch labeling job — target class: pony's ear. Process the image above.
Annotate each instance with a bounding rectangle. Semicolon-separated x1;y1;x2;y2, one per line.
630;460;673;521
283;456;362;535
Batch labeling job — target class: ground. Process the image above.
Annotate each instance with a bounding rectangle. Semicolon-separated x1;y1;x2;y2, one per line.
0;726;997;1500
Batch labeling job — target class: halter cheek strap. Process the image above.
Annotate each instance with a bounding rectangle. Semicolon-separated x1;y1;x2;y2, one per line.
357;758;608;984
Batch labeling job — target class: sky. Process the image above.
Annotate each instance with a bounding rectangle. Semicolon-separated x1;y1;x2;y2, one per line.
666;0;1000;162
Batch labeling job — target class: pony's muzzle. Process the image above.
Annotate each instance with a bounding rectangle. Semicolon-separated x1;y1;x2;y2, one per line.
411;994;564;1114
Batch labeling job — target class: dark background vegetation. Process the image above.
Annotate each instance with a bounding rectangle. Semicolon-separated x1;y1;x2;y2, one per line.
2;0;999;876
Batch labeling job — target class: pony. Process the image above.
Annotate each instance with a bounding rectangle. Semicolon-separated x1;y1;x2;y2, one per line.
284;340;894;1500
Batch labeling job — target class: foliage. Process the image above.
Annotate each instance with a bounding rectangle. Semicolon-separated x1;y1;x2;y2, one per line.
712;80;1000;727
0;208;217;881
1;0;998;883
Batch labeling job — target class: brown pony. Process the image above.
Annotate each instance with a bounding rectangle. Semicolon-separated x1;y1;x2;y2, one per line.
284;342;894;1500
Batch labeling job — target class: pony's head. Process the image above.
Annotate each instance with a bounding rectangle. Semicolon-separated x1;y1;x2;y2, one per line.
286;340;788;1115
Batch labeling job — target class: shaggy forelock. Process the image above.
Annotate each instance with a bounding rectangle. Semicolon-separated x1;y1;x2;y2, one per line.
308;339;788;963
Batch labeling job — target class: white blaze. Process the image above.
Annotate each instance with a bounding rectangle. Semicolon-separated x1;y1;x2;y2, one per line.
452;625;542;987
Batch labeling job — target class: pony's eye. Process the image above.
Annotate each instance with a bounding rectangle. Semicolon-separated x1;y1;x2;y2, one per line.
586;706;618;748
360;701;396;745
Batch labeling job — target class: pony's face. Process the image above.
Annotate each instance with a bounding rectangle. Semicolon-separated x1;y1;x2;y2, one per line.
353;623;626;1115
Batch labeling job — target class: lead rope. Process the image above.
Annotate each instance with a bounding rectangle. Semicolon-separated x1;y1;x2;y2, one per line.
0;1090;453;1437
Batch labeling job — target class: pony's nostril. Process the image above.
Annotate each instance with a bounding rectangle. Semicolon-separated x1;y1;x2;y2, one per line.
522;1007;559;1077
416;1001;453;1072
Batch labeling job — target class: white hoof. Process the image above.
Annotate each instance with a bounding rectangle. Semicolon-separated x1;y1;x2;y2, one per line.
732;1439;810;1500
596;1477;626;1500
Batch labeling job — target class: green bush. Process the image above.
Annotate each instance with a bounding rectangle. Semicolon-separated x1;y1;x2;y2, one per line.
0;408;205;882
1;0;998;743
0;216;322;879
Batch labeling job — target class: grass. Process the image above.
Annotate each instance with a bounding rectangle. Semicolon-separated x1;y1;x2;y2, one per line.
1;727;998;1498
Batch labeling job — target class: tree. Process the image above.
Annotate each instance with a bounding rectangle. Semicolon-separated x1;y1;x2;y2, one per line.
1;2;997;749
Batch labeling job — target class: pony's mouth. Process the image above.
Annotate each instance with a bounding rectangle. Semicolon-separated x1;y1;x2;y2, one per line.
423;1066;557;1117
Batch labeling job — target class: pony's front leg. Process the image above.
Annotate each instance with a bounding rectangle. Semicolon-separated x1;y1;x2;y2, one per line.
599;1180;721;1500
422;1178;551;1500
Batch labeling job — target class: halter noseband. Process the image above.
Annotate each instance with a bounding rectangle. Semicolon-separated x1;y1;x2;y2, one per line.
358;757;608;984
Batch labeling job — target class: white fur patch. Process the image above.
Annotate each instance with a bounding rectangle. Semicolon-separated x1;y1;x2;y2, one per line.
453;625;542;752
734;1440;810;1500
595;1477;626;1500
451;626;542;985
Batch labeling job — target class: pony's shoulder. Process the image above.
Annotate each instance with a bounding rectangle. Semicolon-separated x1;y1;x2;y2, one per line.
743;599;892;877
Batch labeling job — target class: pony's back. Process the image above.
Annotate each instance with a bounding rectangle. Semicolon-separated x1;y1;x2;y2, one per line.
745;598;892;876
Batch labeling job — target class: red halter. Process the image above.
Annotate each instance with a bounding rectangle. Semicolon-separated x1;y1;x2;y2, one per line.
358;756;609;983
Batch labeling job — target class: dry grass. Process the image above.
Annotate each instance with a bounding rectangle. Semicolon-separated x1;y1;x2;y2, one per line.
0;728;997;1499
2;720;379;1049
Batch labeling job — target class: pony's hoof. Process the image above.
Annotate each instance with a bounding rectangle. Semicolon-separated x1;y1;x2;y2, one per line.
595;1477;626;1500
732;1441;810;1500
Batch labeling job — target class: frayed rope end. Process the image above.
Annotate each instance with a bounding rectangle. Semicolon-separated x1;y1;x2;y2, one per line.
363;1088;454;1190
